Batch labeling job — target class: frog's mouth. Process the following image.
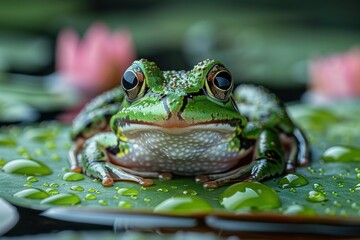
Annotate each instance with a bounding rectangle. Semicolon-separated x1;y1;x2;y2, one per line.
121;122;237;135
117;117;242;135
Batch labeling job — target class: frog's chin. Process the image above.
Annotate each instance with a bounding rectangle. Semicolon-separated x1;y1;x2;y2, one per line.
121;122;236;135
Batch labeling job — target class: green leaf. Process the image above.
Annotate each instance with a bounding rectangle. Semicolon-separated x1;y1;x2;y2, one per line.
0;101;360;221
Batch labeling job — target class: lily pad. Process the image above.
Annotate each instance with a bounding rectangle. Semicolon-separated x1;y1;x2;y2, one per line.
1;101;360;233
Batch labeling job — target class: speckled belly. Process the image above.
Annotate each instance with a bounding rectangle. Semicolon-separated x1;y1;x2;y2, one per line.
111;129;245;175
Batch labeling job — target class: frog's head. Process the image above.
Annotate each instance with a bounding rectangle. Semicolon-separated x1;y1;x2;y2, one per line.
110;59;246;142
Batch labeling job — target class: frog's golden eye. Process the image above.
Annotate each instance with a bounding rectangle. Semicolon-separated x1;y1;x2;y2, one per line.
121;65;145;100
206;64;233;100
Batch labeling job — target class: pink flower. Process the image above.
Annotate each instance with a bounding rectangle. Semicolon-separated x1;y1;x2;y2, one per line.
308;48;360;101
56;22;136;97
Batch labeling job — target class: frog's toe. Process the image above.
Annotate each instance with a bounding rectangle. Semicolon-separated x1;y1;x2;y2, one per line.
87;162;114;187
102;176;114;187
104;163;154;187
71;166;83;173
159;172;172;180
195;175;210;184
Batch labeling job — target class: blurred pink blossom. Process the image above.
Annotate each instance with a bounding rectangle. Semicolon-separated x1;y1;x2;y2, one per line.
308;48;360;102
56;22;136;97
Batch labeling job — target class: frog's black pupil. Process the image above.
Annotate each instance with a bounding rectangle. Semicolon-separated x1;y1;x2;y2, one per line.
214;71;231;90
122;71;138;90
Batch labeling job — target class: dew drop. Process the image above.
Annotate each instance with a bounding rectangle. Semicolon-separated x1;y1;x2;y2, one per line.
23;183;31;187
51;154;60;161
41;193;80;206
331;191;338;197
182;189;198;196
313;183;324;191
46;188;59;195
325;208;336;216
98;199;108;206
322;146;360;163
43;182;49;187
340;210;348;217
70;185;84;192
354;183;360;191
50;183;59;188
63;172;84;181
0;136;16;146
219;182;281;211
17;147;28;155
14;188;49;199
351;202;360;210
171;186;178;189
290;188;297;193
25;129;54;142
157;188;169;193
337;182;344;188
26;176;38;183
306;190;327;202
2;159;52;175
118;201;132;208
278;173;309;189
130;195;138;200
307;167;316;174
154;196;212;213
282;204;316;216
144;197;151;202
356;173;360;179
117;188;139;196
333;200;341;207
34;149;44;156
140;186;147;191
355;168;360;173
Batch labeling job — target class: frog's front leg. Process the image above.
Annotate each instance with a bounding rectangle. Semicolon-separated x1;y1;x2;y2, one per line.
197;129;285;188
81;133;157;187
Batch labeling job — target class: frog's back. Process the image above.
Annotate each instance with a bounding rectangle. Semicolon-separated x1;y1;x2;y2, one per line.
233;84;294;135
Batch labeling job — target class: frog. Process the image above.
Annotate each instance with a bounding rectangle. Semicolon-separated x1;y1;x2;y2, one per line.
69;59;309;188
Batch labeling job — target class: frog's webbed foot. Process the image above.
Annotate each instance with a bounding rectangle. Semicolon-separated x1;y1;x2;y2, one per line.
86;162;154;187
197;129;287;189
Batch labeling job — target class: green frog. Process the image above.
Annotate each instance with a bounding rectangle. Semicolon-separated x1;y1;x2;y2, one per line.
69;59;309;188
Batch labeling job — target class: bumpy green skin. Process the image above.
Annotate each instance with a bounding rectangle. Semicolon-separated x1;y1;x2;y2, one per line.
69;59;309;188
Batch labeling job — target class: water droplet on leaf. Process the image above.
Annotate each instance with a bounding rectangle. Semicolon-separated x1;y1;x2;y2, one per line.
41;193;80;206
322;146;360;163
70;185;84;192
306;190;327;202
282;204;316;216
182;189;198;196
278;173;309;189
117;188;139;196
27;176;38;182
2;159;52;175
118;201;132;208
63;172;84;181
85;194;96;200
154;196;212;213
219;182;281;211
14;188;49;199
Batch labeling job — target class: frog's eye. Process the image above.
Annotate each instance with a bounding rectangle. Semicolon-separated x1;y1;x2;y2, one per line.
206;64;233;100
121;66;145;100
